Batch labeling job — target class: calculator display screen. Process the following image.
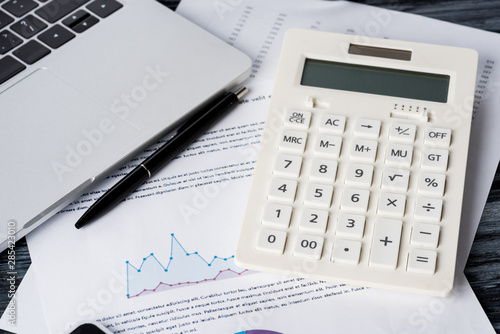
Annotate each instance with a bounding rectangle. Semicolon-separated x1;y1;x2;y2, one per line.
301;59;450;103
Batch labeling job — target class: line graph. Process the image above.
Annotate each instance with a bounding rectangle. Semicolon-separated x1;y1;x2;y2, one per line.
126;233;248;298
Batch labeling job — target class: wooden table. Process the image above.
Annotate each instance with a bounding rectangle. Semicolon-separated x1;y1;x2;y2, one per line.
1;0;499;333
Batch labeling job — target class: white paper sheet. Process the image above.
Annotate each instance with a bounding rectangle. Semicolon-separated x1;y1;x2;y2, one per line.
10;1;500;333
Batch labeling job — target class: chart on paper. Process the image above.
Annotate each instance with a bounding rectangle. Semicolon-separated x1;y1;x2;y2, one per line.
126;233;249;298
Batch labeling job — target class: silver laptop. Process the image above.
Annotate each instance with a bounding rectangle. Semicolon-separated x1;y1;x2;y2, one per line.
0;0;251;251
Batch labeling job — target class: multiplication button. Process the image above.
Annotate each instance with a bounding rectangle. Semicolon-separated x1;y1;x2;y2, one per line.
377;192;406;218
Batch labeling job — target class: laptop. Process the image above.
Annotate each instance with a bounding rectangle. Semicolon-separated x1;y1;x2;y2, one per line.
0;0;251;251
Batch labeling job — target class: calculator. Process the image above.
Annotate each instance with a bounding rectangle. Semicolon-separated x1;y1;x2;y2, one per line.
235;29;478;296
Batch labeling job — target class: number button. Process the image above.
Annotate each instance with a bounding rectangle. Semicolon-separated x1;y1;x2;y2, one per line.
273;153;303;178
284;109;311;130
279;130;307;154
332;239;362;265
345;163;374;187
336;213;365;238
299;208;329;233
381;168;410;192
341;188;370;212
304;183;334;208
262;203;292;229
294;234;324;259
350;138;378;162
369;218;403;270
268;178;298;203
354;118;381;139
309;158;337;183
256;229;287;254
314;134;342;158
318;114;346;134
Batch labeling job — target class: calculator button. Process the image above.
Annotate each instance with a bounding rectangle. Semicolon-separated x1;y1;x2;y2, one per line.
256;229;287;254
424;127;451;147
421;148;449;172
332;239;362;265
314;134;342;158
414;197;443;222
279;130;308;153
354;118;381;138
309;158;337;183
268;178;298;203
284;109;311;130
411;223;440;248
262;203;292;229
294;234;324;259
341;188;370;212
336;212;365;238
273;153;303;178
299;208;329;233
407;249;437;275
369;218;403;270
389;123;416;143
318;114;346;134
381;168;410;192
345;163;373;187
349;139;378;162
417;172;446;196
304;183;334;208
377;192;406;218
385;143;413;168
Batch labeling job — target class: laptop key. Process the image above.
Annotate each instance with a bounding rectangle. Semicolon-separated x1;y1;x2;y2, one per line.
38;24;74;48
62;9;98;33
2;0;38;17
35;0;90;23
0;9;14;29
13;39;50;64
86;0;122;18
0;29;22;54
10;14;48;38
0;55;25;84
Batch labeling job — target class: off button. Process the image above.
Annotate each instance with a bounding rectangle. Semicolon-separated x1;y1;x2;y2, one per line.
424;127;451;147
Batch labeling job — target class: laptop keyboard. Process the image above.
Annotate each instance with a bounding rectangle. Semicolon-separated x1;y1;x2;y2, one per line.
0;0;123;85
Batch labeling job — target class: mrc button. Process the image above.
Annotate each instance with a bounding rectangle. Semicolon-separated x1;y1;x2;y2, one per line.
424;127;451;147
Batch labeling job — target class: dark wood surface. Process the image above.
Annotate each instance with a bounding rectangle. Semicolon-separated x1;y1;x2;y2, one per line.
1;0;499;333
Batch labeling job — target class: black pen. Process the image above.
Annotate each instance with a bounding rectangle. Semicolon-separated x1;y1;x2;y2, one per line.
75;87;248;229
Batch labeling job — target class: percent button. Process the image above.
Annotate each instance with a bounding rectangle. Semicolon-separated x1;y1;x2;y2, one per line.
417;172;446;196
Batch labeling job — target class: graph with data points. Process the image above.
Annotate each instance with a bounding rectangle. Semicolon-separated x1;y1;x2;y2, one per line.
126;233;248;298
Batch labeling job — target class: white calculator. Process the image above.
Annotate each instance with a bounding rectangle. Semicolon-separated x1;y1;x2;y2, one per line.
235;29;478;296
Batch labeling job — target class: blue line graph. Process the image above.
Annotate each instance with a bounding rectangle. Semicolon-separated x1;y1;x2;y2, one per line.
126;233;248;298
